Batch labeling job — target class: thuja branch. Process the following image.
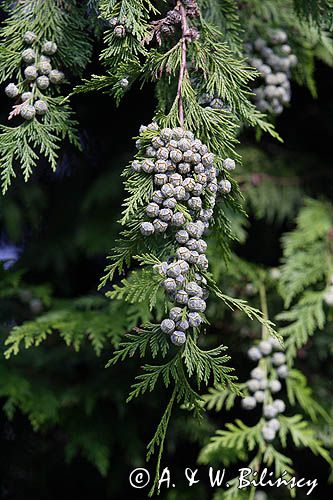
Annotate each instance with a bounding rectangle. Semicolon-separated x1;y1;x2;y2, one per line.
99;0;287;491
0;0;85;192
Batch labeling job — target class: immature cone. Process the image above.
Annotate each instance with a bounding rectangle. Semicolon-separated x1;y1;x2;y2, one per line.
247;379;260;392
140;221;154;236
114;25;126;37
34;100;48;116
120;78;129;88
22;48;36;64
242;396;256;410
20;104;36;120
264;404;278;419
23;31;37;44
24;65;38;81
218;179;231;194
36;76;50;90
38;60;52;75
273;399;286;413
254;390;265;402
261;425;276;442
21;92;33;102
160;319;175;334
42;41;58;55
270;380;282;393
272;352;286;366
267;418;280;431
277;364;288;378
5;83;19;98
223;158;236;171
247;346;262;361
170;331;186;346
49;70;64;84
258;340;272;355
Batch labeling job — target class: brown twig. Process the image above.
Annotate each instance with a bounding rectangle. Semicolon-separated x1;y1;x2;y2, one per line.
177;1;188;127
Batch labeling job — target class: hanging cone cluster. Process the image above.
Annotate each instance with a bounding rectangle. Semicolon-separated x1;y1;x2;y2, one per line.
5;31;64;121
242;336;288;441
132;122;235;345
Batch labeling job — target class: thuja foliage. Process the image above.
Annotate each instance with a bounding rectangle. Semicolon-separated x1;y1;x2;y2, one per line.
0;0;92;192
198;269;332;499
0;262;165;478
277;199;333;361
1;0;333;498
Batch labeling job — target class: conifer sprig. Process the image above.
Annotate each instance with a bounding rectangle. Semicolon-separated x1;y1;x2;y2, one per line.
277;199;333;360
199;279;332;499
96;2;289;490
0;0;90;192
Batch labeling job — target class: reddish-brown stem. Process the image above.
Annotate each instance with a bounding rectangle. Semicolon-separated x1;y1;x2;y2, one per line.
177;1;188;127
